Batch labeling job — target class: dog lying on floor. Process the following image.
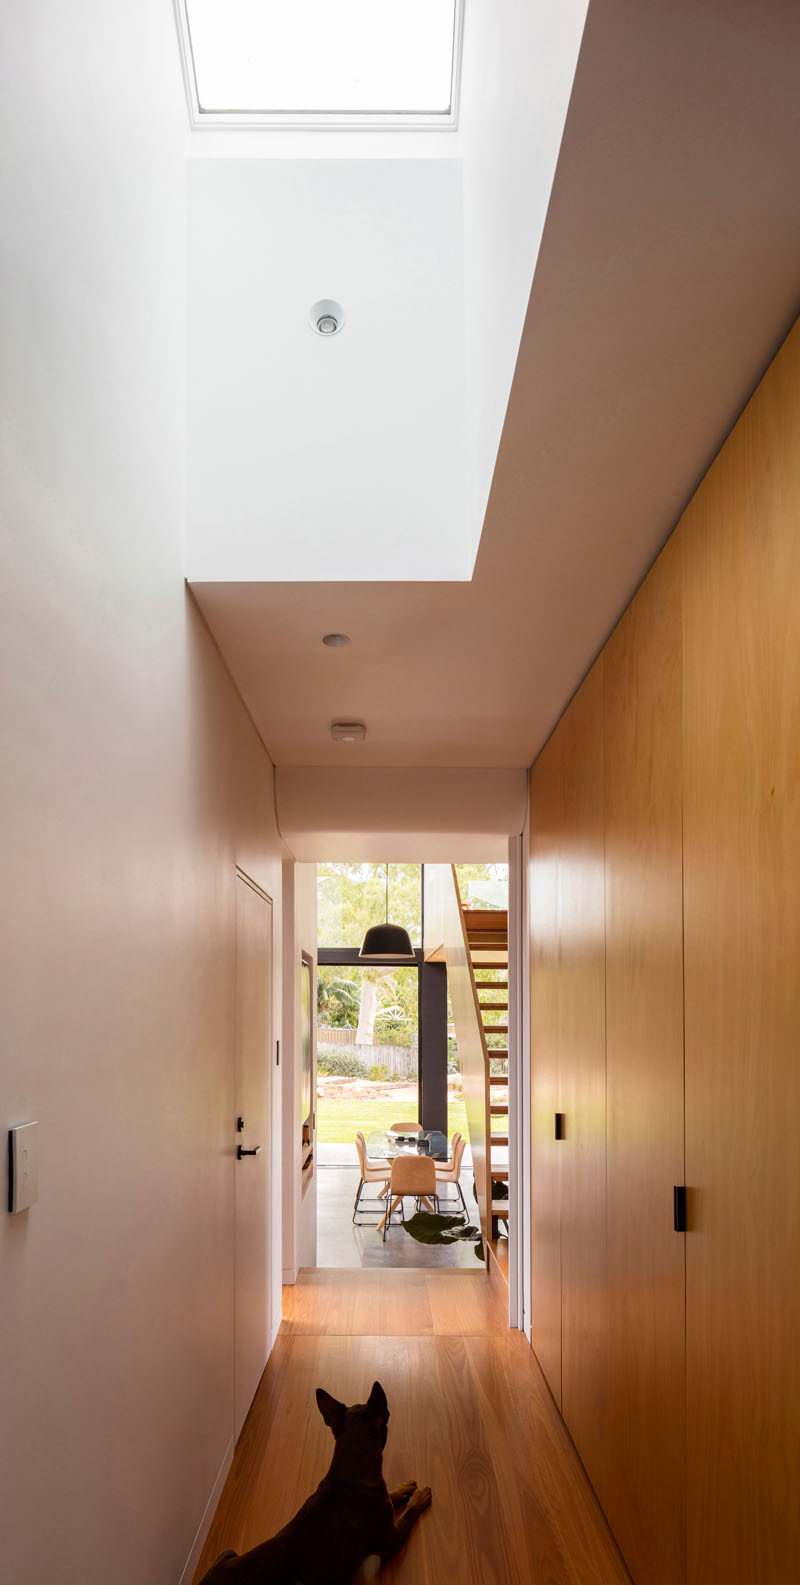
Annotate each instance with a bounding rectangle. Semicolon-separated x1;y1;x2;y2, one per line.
199;1381;431;1584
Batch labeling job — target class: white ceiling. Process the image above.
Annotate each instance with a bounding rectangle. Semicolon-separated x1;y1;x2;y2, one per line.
190;0;800;769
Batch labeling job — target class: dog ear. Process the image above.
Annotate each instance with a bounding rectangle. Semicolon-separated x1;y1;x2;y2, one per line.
366;1381;389;1424
316;1388;347;1430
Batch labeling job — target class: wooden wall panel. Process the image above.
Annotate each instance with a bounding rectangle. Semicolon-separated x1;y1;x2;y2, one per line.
558;659;608;1499
681;321;800;1585
530;728;564;1406
603;537;686;1585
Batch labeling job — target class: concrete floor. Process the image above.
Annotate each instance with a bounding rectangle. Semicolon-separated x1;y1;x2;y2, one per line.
316;1164;481;1270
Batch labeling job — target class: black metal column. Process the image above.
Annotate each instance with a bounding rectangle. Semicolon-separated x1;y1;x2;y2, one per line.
419;961;448;1134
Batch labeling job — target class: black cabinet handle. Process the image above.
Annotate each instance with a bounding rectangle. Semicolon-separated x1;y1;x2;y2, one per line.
237;1144;262;1159
673;1185;687;1232
555;1112;565;1140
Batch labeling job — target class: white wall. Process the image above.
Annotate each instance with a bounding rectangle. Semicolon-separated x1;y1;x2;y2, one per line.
275;765;527;859
460;0;588;556
0;6;284;1582
186;158;467;583
282;862;318;1282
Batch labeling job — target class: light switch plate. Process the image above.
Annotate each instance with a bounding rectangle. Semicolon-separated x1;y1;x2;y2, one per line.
9;1122;39;1213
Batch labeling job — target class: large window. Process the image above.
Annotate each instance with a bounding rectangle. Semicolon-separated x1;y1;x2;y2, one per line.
317;863;421;952
317;964;419;1143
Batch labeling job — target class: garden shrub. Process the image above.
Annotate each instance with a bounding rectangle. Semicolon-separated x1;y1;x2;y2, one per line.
317;1051;368;1078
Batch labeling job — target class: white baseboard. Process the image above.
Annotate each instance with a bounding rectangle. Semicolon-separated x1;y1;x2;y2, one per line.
282;1264;298;1285
178;1436;234;1585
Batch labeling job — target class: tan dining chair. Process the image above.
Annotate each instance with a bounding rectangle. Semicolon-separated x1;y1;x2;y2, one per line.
435;1131;467;1215
389;1121;423;1134
380;1153;438;1239
353;1131;391;1225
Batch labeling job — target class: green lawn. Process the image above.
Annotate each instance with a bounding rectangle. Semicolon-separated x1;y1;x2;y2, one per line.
316;1089;468;1145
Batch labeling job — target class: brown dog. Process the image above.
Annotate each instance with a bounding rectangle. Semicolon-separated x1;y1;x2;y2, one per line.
198;1381;431;1584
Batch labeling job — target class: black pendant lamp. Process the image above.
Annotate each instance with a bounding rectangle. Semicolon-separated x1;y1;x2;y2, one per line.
359;865;415;960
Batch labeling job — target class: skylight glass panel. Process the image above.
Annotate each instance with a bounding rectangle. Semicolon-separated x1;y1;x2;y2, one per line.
182;0;460;121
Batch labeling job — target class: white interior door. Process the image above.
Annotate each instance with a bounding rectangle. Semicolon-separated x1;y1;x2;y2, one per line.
234;871;272;1441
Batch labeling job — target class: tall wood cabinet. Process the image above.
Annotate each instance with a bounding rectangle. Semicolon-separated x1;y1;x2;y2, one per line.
557;662;607;1499
530;319;800;1584
530;655;606;1486
680;334;800;1585
530;714;564;1407
603;538;685;1585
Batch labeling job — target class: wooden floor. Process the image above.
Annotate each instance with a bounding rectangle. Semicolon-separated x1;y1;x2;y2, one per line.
194;1268;631;1585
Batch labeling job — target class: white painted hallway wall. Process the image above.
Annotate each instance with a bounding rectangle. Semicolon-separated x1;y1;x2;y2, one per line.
0;5;285;1582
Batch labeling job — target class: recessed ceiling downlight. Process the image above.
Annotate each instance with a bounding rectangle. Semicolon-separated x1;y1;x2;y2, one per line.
322;633;351;647
310;299;345;337
331;721;366;742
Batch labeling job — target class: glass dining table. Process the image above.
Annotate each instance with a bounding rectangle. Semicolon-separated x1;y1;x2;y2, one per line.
365;1128;450;1164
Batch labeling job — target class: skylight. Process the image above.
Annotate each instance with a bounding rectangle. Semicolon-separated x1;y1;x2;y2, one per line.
178;0;462;127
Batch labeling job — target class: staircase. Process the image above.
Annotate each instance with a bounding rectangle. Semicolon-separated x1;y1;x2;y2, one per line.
460;905;511;1248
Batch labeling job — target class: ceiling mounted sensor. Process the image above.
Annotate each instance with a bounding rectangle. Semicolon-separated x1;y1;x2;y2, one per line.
322;633;350;648
331;721;366;741
359;865;415;961
310;299;344;337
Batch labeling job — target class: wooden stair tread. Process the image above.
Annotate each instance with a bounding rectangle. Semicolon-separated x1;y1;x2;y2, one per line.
482;1023;508;1034
490;1168;509;1181
489;1074;509;1085
462;909;508;927
474;980;508;989
490;1133;509;1146
479;1000;508;1010
491;1200;510;1216
490;1102;509;1115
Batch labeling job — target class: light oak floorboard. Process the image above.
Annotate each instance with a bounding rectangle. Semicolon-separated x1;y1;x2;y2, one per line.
194;1272;631;1585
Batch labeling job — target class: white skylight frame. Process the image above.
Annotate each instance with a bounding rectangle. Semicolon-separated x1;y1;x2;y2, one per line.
173;0;464;131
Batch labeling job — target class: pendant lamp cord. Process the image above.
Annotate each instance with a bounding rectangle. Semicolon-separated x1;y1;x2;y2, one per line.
385;862;389;923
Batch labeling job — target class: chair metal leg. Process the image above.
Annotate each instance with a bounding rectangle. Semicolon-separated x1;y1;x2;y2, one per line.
435;1181;468;1218
354;1177;392;1226
383;1194;396;1240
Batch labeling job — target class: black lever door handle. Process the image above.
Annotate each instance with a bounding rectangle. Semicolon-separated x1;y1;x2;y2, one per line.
237;1144;262;1159
673;1185;687;1232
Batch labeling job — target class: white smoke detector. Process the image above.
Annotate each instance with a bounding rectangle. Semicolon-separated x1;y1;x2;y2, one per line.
310;298;345;336
331;721;366;741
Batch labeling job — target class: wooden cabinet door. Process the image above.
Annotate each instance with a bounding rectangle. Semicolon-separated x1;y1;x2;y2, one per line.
558;659;608;1498
530;733;564;1406
604;538;686;1585
682;326;800;1585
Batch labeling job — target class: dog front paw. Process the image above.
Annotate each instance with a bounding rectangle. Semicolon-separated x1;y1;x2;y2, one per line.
411;1485;432;1511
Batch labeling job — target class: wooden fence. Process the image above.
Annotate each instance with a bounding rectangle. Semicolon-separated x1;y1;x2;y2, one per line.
318;1033;418;1078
